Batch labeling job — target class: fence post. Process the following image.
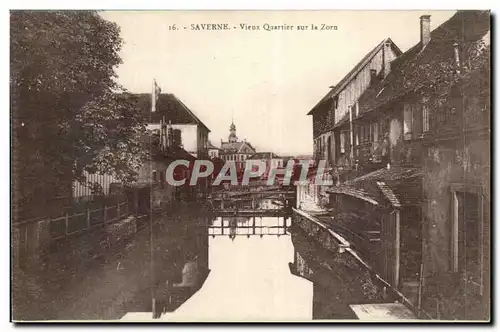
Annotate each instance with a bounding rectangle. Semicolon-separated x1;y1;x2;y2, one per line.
65;213;69;235
86;208;90;229
103;206;107;223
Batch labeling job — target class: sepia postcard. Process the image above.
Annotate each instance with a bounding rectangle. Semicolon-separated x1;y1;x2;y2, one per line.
10;9;491;322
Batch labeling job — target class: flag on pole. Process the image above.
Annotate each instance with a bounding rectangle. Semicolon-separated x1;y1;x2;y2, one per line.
151;79;161;112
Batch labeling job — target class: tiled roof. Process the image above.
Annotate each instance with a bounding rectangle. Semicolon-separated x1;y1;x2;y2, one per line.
220;140;256;154
376;181;401;208
308;38;402;115
134;93;210;132
349;166;422;185
327;166;422;207
220;141;243;152
247;152;280;159
357;10;490;117
327;186;380;206
207;141;220;150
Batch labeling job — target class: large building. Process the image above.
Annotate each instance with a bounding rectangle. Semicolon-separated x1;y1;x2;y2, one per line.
247;152;284;179
308;37;402;175
141;93;210;159
219;121;256;172
73;92;211;202
301;11;490;320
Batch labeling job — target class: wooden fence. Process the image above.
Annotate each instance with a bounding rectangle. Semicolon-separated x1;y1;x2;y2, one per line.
13;201;130;266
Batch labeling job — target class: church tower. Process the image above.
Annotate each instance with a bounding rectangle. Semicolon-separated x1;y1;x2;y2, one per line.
228;120;238;143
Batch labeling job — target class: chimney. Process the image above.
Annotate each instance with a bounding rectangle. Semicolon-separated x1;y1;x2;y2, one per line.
420;15;431;48
383;41;392;78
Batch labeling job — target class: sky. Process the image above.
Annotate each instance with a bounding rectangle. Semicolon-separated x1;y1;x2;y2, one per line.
100;10;456;156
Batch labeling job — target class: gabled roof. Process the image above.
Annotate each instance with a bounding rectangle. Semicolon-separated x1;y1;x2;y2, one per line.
207;141;220;150
308;38;402;115
247;152;280;160
134;93;210;132
220;140;256;154
357;10;490;117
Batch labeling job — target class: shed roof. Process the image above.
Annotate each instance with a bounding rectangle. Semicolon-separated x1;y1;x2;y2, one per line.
327;166;422;208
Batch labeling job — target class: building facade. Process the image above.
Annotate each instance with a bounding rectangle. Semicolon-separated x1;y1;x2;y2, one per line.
207;141;220;159
308;38;402;176
219;121;256;172
247;152;283;179
143;93;210;159
325;11;490;320
300;10;490;320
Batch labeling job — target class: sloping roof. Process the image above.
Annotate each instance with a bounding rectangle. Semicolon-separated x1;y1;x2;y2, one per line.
327;186;380;206
220;140;256;154
308;38;402;115
247;152;280;160
207;141;220;150
327;166;422;207
134;93;210;132
377;181;401;208
149;138;197;162
357;10;490;117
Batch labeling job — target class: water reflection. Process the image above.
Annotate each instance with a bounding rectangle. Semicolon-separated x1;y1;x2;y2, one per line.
161;216;313;321
125;204;385;321
149;213;210;318
289;225;387;320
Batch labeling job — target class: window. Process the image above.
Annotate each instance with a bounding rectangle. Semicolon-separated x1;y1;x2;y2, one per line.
322;136;326;159
451;184;485;295
422;97;430;133
372;122;379;142
404;102;425;140
152;170;157;182
333;95;339;109
340;132;346;154
363;124;370;143
404;103;412;140
413;104;423;137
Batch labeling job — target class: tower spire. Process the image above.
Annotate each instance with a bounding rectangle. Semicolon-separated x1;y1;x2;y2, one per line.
228;113;238;143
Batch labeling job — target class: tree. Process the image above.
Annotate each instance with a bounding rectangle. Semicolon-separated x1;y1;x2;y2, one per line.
11;11;147;218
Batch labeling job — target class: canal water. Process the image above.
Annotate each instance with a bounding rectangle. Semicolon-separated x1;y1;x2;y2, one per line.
161;216;313;321
121;198;381;321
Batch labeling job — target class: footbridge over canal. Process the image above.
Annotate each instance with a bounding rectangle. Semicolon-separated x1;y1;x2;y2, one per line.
206;187;296;238
207;188;296;217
